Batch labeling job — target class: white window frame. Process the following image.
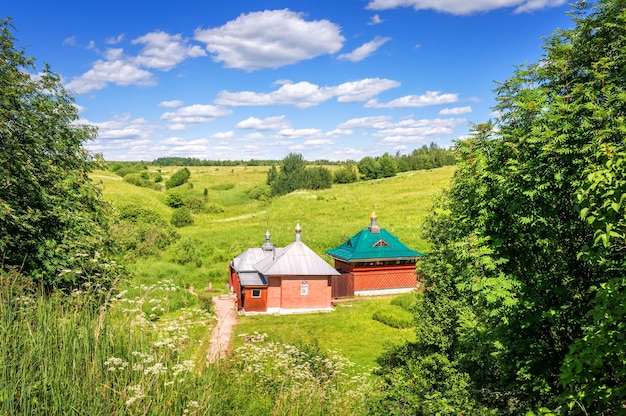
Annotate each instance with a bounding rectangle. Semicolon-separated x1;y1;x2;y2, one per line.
300;281;309;296
251;288;261;298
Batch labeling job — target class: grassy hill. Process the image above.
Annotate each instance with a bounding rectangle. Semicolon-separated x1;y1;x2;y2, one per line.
93;165;454;367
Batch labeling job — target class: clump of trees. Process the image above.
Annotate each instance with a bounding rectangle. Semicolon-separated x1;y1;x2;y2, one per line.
267;153;333;196
165;167;191;189
0;18;122;291
374;1;626;414
332;162;358;184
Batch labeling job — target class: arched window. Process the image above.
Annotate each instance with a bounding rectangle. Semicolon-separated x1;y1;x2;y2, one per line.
300;281;309;296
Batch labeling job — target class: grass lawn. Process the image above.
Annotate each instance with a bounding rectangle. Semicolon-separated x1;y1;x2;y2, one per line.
233;296;417;369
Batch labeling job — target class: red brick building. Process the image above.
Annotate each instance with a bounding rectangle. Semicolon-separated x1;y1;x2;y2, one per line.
229;224;339;314
326;213;425;297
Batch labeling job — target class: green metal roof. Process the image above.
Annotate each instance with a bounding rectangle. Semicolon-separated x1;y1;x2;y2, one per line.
325;219;425;262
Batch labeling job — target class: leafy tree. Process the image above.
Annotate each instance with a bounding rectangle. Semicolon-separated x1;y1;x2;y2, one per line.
0;19;119;290
376;1;626;413
379;153;398;178
271;153;308;196
266;165;278;186
357;156;380;180
304;166;333;190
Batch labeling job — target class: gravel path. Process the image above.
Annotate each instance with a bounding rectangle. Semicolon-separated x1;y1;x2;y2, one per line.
207;295;237;363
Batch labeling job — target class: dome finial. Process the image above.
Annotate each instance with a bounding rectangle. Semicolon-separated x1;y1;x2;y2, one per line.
369;212;380;233
295;222;302;242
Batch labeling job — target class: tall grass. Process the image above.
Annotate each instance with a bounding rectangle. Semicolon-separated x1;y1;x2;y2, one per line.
0;273;374;415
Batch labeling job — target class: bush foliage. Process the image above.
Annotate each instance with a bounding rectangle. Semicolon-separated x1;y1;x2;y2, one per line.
165;167;191;189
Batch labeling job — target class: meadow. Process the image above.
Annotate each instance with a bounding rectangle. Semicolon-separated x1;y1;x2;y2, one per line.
0;165;453;414
93;165;454;366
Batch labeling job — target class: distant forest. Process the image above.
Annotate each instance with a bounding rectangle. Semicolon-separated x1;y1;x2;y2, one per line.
148;142;455;171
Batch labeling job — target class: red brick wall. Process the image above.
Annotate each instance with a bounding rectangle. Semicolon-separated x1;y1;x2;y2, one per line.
280;276;331;310
354;268;417;291
267;276;282;309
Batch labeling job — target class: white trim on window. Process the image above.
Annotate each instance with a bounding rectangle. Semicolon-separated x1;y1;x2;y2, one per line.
300;281;309;296
251;288;261;298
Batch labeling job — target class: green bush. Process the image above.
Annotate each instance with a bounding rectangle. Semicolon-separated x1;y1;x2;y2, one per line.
247;184;272;201
197;292;214;314
204;202;225;214
372;307;414;329
111;204;179;259
123;172;163;190
333;164;358;184
168;236;202;266
165;167;191;189
165;192;184;208
170;207;194;228
184;196;206;213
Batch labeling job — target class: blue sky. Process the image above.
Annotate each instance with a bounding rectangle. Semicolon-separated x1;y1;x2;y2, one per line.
7;0;574;161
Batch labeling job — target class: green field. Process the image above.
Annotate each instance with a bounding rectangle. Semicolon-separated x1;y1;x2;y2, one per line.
95;165;454;366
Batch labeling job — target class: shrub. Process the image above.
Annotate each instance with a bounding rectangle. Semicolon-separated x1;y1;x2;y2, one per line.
197;292;214;314
183;196;206;213
204;202;225;214
170;207;194;228
333;164;358;184
247;184;272;201
168;236;202;266
165;192;184;208
123;172;163;191
111;204;179;259
372;308;414;329
165;167;190;189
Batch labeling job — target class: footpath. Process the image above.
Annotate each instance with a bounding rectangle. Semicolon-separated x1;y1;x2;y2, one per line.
206;294;237;363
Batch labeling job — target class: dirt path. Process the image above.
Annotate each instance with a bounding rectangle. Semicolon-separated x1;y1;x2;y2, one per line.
207;295;237;363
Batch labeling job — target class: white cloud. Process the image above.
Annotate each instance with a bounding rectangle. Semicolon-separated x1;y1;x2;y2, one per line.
65;59;154;93
375;117;467;143
194;9;345;71
278;128;323;139
334;78;400;102
338;115;393;129
236;115;291;130
160;104;233;129
216;78;399;108
65;31;205;93
304;139;333;146
132;31;206;71
63;36;76;46
365;0;566;14
338;36;391;62
212;131;236;140
439;106;472;115
78;114;155;141
365;90;458;108
369;14;383;24
159;100;184;108
106;34;125;45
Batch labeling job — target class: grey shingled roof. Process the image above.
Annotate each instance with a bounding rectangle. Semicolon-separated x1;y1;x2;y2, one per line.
254;241;340;276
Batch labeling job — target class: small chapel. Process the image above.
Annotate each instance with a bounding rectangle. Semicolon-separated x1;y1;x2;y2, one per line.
229;223;339;314
229;213;424;314
325;213;424;297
